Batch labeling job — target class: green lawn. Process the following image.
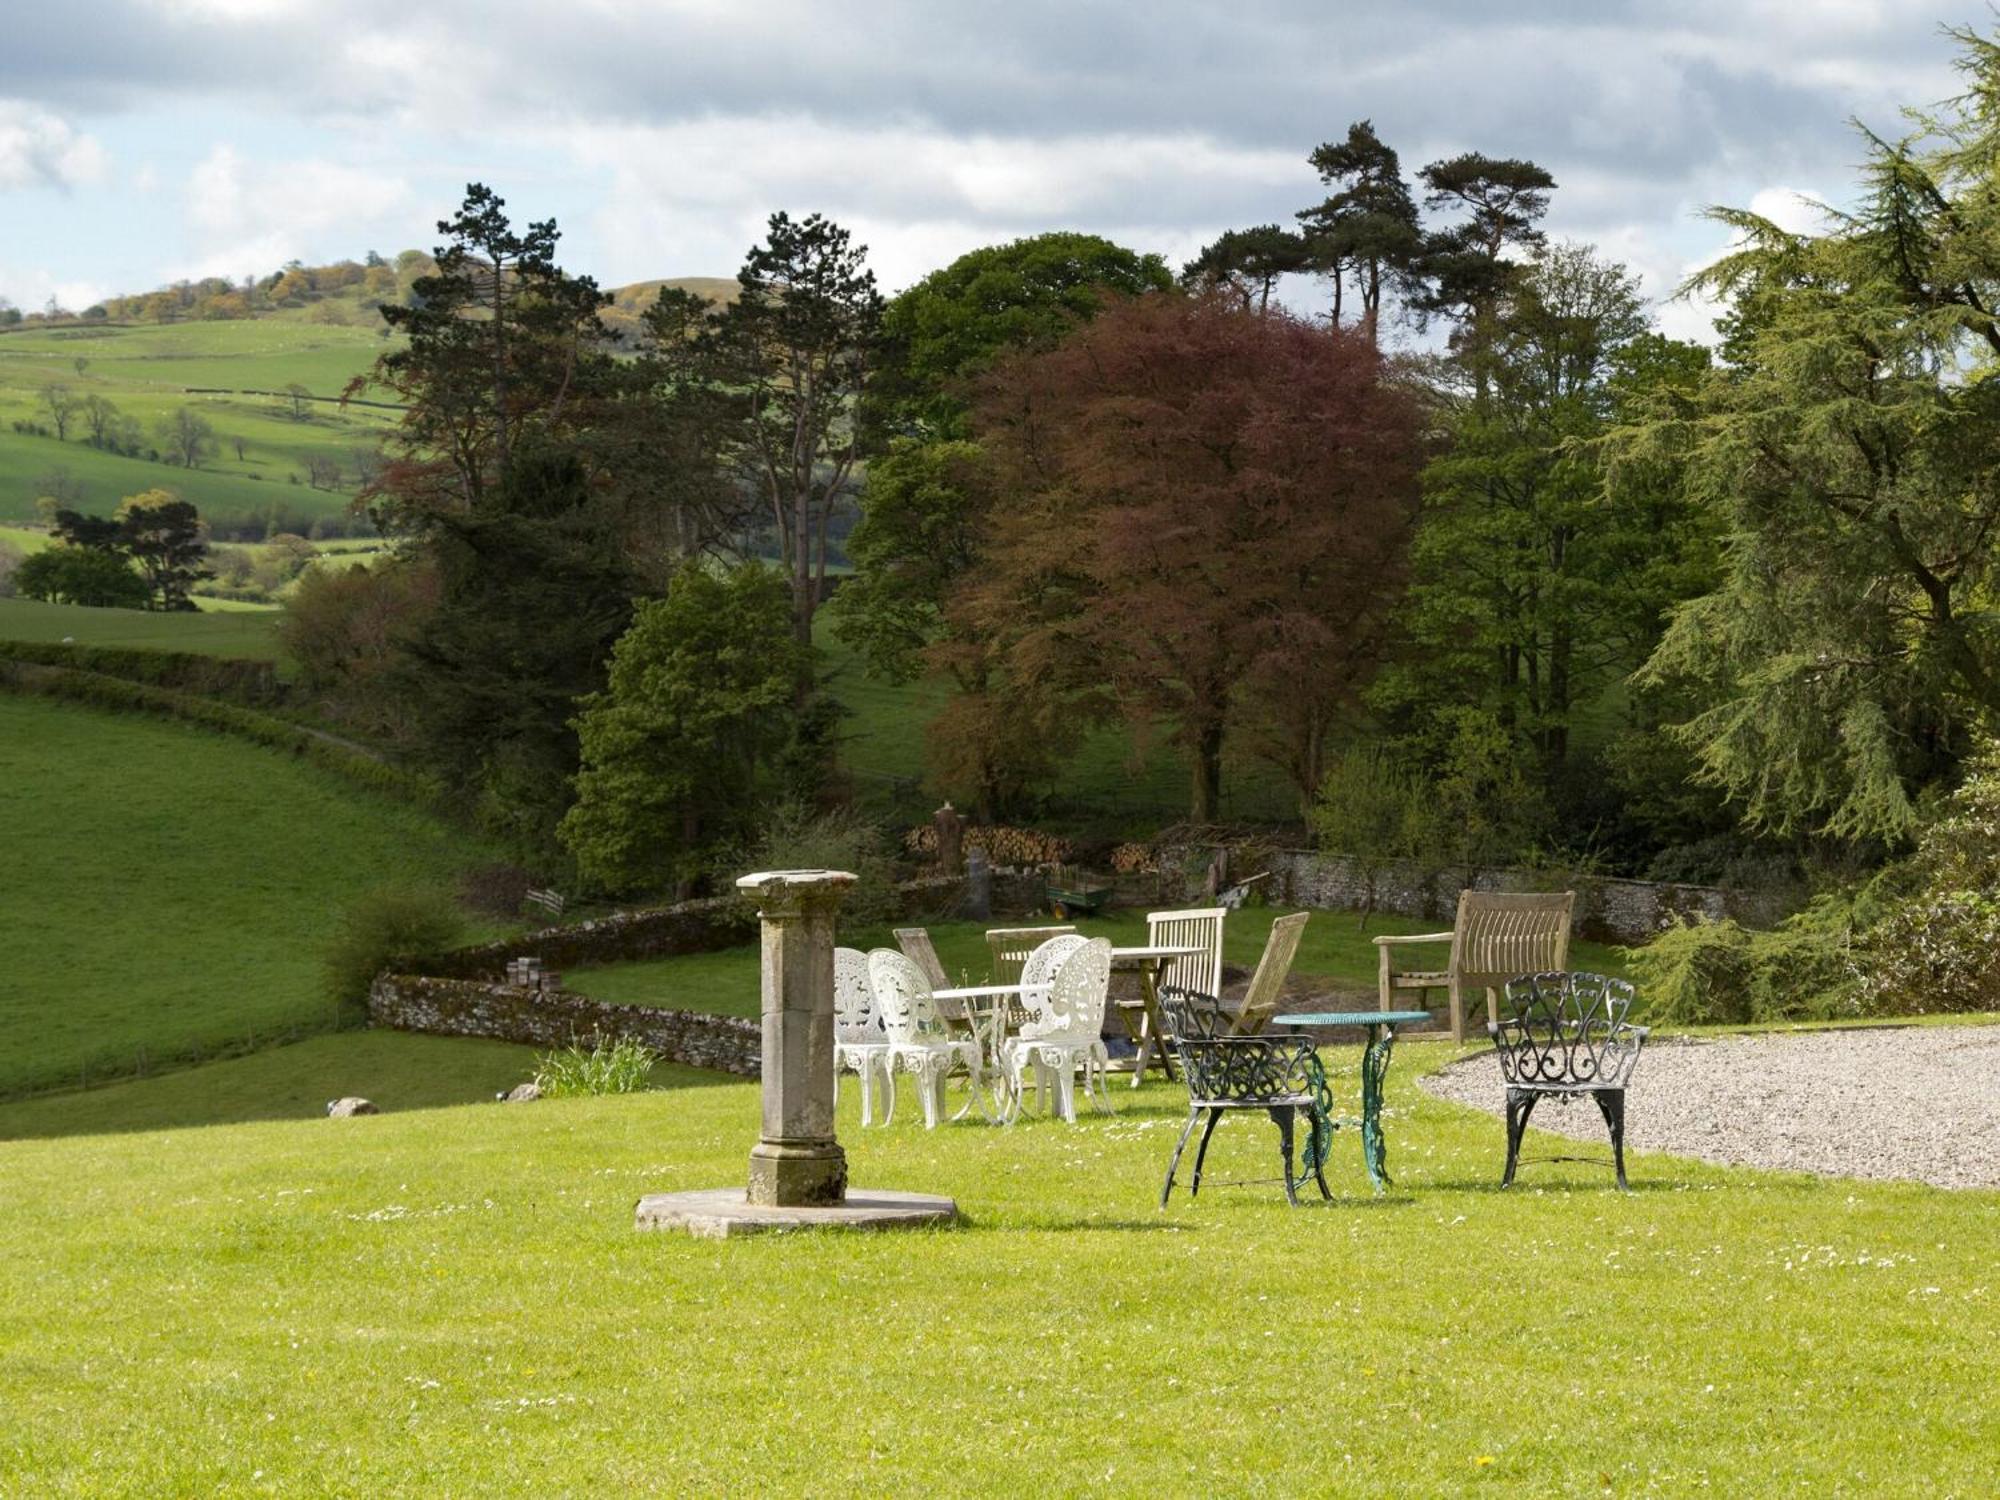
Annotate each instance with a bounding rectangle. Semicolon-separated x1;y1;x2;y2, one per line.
0;1054;1993;1492
0;595;283;656
0;1031;547;1140
0;695;494;1095
0;319;397;528
566;906;1631;1018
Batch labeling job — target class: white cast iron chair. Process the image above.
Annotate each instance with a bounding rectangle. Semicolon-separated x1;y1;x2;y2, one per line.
867;948;993;1128
1001;936;1115;1124
833;946;891;1127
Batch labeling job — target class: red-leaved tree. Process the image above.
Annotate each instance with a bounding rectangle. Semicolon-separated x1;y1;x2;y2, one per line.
960;291;1425;820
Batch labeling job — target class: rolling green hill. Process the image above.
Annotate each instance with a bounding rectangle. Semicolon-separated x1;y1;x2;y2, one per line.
0;694;496;1096
0;320;396;531
0;276;735;534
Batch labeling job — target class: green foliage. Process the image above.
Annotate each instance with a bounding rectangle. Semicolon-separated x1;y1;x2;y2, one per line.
1623;905;1859;1026
394;447;641;855
741;802;901;927
1608;31;2000;842
830;436;988;683
561;563;805;896
13;545;150;608
531;1034;658;1098
1857;742;2000;1012
873;231;1172;438
321;887;469;1018
1309;746;1438;916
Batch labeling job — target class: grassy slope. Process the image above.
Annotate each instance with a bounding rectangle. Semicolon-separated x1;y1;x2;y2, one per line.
0;1032;543;1140
0;695;492;1094
566;907;1630;1018
0;320;397;527
0;1064;1994;1493
0;596;282;657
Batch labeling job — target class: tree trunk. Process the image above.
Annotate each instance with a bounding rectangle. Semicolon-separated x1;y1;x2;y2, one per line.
1191;719;1225;824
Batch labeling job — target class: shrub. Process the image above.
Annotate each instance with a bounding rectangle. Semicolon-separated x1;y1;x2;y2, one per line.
1623;905;1860;1027
1855;744;2000;1013
322;887;467;1016
748;803;902;927
533;1034;657;1097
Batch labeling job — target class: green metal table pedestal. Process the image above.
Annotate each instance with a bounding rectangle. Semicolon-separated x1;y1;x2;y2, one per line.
1272;1011;1430;1193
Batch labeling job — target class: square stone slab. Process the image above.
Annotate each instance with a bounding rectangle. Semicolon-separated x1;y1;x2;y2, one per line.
634;1187;959;1239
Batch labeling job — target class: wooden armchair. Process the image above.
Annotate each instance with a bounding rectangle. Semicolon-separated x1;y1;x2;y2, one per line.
1229;911;1311;1035
1374;890;1575;1042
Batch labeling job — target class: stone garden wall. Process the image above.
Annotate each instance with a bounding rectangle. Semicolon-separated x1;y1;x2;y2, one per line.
1163;844;1792;946
368;871;1048;1069
368;974;761;1076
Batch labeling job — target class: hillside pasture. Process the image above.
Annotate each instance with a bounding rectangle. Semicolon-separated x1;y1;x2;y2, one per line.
0;319;398;530
0;596;282;657
0;695;494;1096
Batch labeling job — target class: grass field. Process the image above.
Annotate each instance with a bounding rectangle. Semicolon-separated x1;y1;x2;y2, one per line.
0;1031;550;1140
1;1054;1994;1493
0;695;495;1095
0;595;282;656
0;320;397;528
566;906;1631;1019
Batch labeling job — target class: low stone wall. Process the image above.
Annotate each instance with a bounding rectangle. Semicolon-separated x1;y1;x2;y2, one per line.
407;873;1044;982
368;973;760;1076
1165;845;1792;946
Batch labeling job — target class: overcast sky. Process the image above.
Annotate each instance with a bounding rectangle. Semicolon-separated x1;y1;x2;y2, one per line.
0;1;1980;340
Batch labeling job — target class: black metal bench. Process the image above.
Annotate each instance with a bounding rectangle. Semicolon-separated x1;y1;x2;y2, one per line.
1491;971;1648;1190
1157;987;1332;1207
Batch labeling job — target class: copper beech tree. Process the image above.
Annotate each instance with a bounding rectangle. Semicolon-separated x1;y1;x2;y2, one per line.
958;291;1425;821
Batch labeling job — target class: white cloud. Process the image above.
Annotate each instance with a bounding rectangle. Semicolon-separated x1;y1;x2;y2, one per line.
0;262;110;314
0;102;107;191
179;143;411;278
567;116;1298;290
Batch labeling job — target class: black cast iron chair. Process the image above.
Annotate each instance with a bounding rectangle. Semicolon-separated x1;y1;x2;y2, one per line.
1491;971;1648;1190
1157;986;1333;1207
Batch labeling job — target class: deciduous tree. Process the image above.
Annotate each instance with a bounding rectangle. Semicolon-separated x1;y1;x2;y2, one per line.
560;563;806;896
965;291;1425;820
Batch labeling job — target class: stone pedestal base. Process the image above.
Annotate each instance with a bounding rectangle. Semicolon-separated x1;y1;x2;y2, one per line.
746;1140;847;1207
635;1188;959;1240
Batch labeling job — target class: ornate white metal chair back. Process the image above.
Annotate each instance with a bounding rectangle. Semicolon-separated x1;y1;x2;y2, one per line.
892;927;950;989
986;925;1078;986
833;947;881;1045
1146;907;1226;998
866;949;939;1046
1042;938;1112;1044
1017;934;1089;1040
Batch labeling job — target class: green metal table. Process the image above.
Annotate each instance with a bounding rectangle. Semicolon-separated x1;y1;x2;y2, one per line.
1270;1010;1430;1192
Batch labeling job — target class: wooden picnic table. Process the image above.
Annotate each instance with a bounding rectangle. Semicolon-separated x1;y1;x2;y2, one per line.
1270;1010;1430;1192
1107;944;1205;1087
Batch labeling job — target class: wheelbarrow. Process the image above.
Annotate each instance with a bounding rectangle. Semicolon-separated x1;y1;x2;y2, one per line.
1045;875;1115;920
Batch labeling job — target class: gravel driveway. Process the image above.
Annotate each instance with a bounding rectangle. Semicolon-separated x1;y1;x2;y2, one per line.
1420;1023;2000;1189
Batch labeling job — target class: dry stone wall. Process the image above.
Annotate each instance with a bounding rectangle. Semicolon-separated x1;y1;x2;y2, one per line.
1165;845;1792;945
369;974;760;1076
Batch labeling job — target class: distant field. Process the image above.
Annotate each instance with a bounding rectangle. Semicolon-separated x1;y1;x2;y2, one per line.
0;596;282;657
0;695;496;1094
0;319;397;528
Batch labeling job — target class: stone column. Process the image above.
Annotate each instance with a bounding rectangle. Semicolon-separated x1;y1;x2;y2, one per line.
736;868;855;1208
